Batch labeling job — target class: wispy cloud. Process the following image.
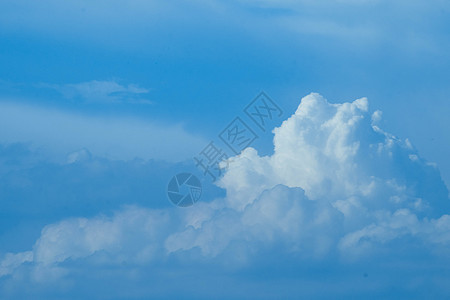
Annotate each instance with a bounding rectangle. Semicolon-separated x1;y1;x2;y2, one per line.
0;101;205;161
39;80;153;104
1;0;448;53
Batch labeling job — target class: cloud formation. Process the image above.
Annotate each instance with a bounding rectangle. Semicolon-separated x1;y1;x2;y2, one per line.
41;80;152;104
0;101;206;162
167;93;450;258
1;93;449;297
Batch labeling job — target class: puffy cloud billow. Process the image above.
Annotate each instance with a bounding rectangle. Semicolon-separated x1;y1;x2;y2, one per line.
167;93;450;260
1;93;450;298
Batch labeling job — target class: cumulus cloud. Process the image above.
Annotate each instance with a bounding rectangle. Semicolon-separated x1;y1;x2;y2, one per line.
1;93;449;296
33;207;171;266
219;94;448;214
165;185;343;260
166;93;449;258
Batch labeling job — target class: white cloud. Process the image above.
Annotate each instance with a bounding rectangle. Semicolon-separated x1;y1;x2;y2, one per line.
33;206;171;266
0;251;33;277
1;93;449;287
165;184;343;259
166;93;449;258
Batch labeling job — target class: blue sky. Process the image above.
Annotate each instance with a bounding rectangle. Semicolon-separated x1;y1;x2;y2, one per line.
1;1;450;299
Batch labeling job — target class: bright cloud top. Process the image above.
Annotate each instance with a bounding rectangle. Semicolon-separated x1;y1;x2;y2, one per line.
2;93;449;281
